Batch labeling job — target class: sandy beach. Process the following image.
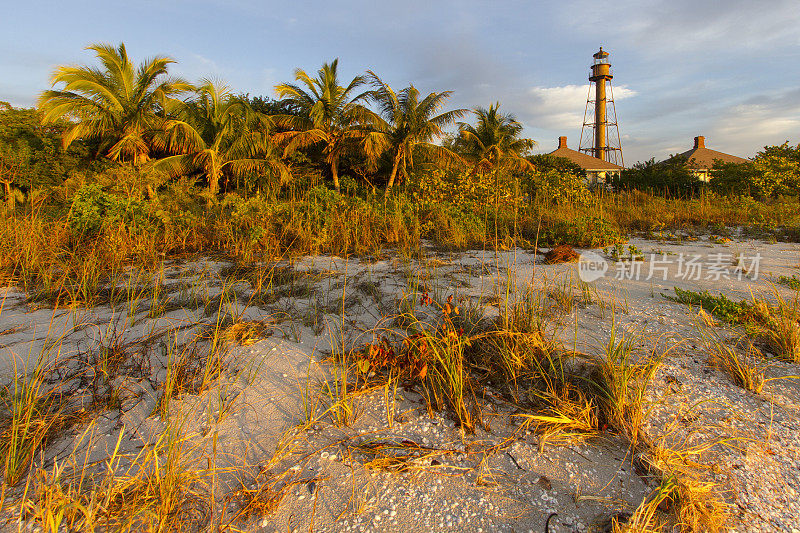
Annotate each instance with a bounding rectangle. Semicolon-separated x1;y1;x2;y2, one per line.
1;234;798;532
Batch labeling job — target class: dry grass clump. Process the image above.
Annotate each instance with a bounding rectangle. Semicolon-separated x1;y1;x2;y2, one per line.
543;244;580;264
20;422;210;532
320;359;363;427
589;327;662;449
350;293;480;432
412;325;479;433
467;287;603;444
515;383;598;446
476;324;557;398
353;438;451;473
0;378;62;485
754;299;800;362
618;443;729;533
222;320;273;346
702;332;766;393
155;323;237;419
480;290;562;386
227;469;319;523
0;355;90;486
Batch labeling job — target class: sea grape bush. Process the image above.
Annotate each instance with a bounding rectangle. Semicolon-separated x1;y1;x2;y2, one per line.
68;184;149;234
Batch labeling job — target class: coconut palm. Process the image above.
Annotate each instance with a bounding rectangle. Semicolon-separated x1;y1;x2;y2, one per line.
362;72;467;196
273;59;373;191
38;43;191;165
456;103;536;175
153;81;290;197
457;104;536;244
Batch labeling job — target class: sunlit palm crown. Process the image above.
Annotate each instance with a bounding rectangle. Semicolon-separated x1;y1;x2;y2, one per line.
457;103;536;174
153;81;289;195
273;59;375;190
37;43;192;164
363;71;467;193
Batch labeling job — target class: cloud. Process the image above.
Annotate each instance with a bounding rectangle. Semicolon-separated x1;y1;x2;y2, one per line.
522;84;637;130
710;88;800;156
629;0;800;54
557;0;800;55
403;37;515;102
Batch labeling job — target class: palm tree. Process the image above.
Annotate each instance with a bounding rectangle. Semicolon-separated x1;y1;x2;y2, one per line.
456;103;536;176
273;59;373;192
38;43;191;165
456;104;536;245
362;72;467;196
153;81;290;198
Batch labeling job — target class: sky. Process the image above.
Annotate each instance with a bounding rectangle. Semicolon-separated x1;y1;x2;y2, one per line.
2;0;799;163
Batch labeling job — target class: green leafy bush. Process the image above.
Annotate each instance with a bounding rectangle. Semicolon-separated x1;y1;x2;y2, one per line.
670;288;750;324
778;275;800;291
711;143;800;198
538;215;620;248
68;184;149;234
614;158;699;193
528;169;589;205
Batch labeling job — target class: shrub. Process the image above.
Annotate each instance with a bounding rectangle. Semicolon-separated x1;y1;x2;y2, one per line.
614;158;699;194
68;184;149;234
420;203;485;248
711;143;800;199
670;288;750;324
527;168;589;205
778;275;800;290
538;215;621;248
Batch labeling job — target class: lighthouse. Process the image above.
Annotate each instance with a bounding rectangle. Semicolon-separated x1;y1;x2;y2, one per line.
579;47;623;166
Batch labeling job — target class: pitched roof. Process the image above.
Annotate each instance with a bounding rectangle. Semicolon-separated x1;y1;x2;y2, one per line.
548;146;623;171
670;136;748;169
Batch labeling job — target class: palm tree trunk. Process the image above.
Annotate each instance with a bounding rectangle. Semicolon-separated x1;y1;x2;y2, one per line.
331;159;340;192
384;150;403;197
2;180;13;211
208;166;220;206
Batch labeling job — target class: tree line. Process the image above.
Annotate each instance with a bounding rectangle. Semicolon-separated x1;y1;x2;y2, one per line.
15;43;537;203
2;41;798;209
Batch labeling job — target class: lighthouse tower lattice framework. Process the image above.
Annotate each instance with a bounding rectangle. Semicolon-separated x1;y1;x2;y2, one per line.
579;47;623;166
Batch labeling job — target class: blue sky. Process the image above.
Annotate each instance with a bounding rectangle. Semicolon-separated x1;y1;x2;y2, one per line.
2;0;799;163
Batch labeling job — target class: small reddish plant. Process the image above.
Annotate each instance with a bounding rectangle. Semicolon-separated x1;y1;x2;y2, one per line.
357;293;464;381
355;293;477;430
356;335;428;380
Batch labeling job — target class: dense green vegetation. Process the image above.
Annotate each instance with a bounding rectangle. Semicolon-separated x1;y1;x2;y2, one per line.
615;143;800;197
710;143;800;198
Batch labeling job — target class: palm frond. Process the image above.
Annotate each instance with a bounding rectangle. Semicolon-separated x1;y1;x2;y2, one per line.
153;154;197;178
38;41;188;163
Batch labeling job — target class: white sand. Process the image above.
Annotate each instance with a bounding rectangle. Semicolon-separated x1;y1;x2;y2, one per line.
1;234;799;532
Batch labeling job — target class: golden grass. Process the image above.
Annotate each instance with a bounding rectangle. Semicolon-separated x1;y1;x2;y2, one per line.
222;320;273;346
411;326;478;433
620;442;730;533
590;327;662;449
353;438;453;474
0;359;60;486
759;307;800;363
19;416;210;533
703;333;766;393
227;469;319;523
515;383;599;447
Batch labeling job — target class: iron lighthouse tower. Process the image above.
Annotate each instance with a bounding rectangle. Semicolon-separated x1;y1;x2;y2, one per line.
579;47;623;166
